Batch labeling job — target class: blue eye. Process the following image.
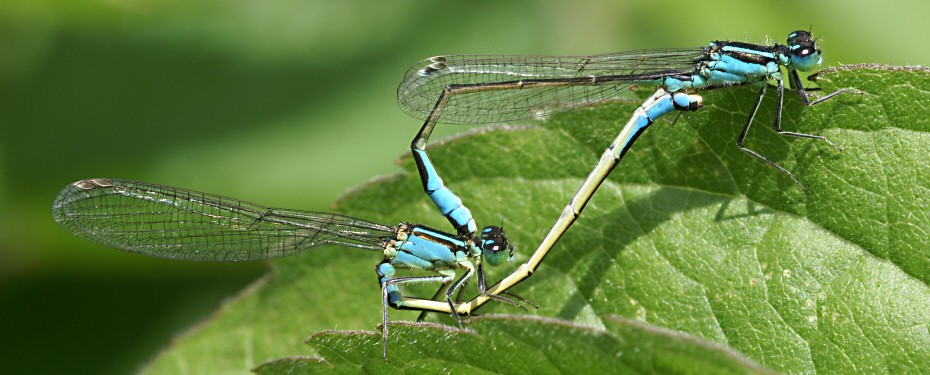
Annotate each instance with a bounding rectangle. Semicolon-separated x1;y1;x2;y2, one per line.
784;30;821;72
791;48;821;71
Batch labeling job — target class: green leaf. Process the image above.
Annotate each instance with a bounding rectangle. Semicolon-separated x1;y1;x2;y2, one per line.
140;66;930;374
255;315;775;375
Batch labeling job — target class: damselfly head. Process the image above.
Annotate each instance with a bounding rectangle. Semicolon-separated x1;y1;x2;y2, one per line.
786;30;822;71
478;225;513;266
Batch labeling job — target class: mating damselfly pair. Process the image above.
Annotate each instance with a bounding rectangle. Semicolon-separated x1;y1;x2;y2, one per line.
52;30;858;359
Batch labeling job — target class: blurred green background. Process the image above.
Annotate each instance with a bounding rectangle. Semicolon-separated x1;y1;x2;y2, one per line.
1;1;927;373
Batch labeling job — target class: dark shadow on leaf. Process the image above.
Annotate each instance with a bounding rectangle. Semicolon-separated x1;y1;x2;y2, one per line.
713;198;773;222
554;185;731;319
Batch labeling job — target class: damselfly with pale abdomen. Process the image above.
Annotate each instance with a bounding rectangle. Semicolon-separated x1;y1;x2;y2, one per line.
398;30;860;315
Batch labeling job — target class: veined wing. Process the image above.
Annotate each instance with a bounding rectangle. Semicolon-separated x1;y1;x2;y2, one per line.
397;48;703;124
51;179;398;261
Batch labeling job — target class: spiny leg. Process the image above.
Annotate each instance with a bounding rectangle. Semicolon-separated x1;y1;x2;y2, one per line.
378;262;453;360
789;69;864;107
443;265;474;328
737;73;862;187
773;75;842;150
776;68;865;151
415;283;451;322
380;283;391;360
736;83;805;187
476;262;537;310
416;263;537;323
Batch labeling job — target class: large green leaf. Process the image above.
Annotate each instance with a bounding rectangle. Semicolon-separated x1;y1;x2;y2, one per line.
141;66;930;374
255;315;775;375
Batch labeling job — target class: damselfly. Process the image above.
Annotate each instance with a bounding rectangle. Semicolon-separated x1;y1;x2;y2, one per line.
397;30;860;315
51;178;526;359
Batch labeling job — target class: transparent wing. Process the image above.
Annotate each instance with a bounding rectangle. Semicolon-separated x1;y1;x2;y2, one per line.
51;179;398;261
397;48;703;124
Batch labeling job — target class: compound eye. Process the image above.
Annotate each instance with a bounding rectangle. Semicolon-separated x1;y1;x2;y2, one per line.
792;43;817;58
787;30;813;46
786;30;821;59
479;226;513;266
484;242;504;253
789;40;822;72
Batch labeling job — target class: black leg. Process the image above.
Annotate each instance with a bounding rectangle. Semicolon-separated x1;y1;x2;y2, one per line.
790;69;863;107
773;73;842;151
416;283;451;322
736;83;804;187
